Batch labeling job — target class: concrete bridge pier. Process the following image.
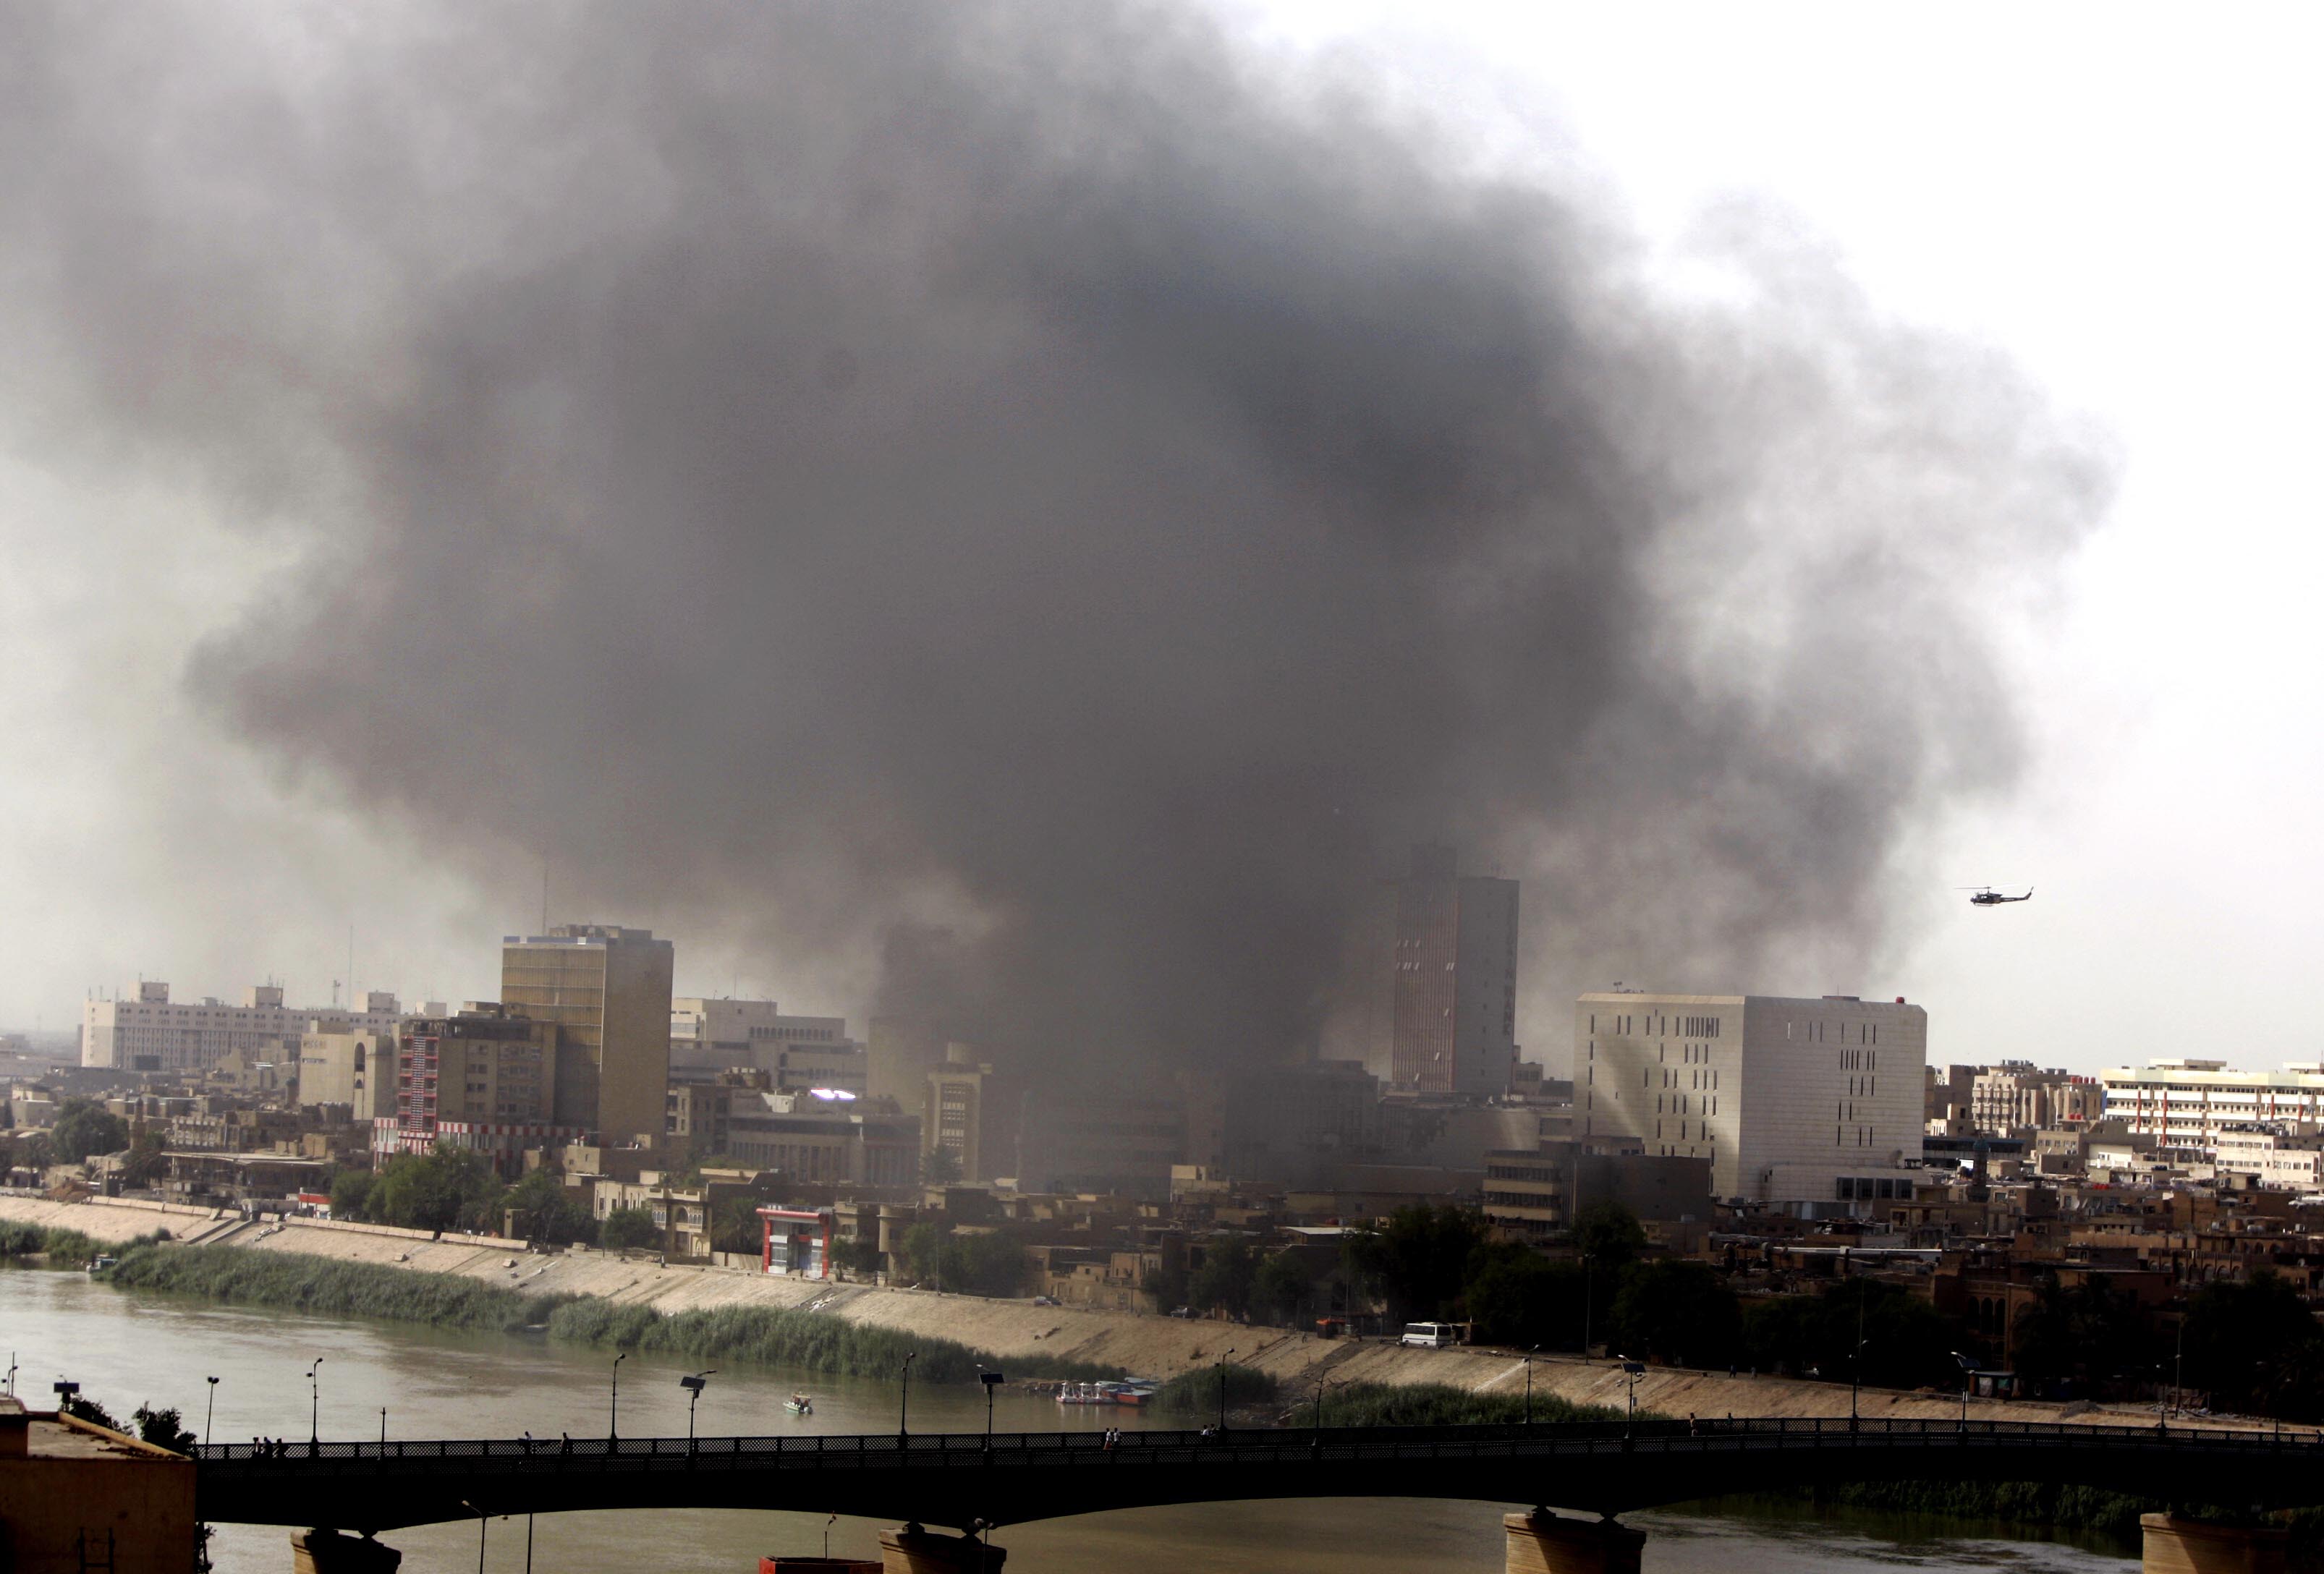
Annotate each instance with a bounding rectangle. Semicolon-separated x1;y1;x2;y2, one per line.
1504;1510;1645;1574
2139;1515;2287;1574
876;1523;1006;1574
290;1529;402;1574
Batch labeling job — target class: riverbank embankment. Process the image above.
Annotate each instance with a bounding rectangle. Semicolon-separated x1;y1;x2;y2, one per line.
2;1189;2290;1433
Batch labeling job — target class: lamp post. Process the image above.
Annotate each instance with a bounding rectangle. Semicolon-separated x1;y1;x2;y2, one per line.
1524;1347;1539;1426
977;1367;1004;1450
1216;1349;1237;1433
1848;1291;1868;1429
204;1376;219;1447
1580;1254;1594;1365
1951;1352;1974;1429
609;1351;627;1441
1620;1360;1645;1437
2171;1315;2185;1419
680;1371;716;1442
308;1358;323;1447
899;1351;917;1442
460;1500;486;1574
379;1408;386;1445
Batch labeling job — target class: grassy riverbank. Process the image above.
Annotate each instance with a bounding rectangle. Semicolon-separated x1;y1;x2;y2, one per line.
0;1220;166;1267
102;1243;1124;1385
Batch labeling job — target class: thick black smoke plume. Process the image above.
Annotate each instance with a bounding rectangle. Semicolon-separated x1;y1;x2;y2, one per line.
0;4;2111;1071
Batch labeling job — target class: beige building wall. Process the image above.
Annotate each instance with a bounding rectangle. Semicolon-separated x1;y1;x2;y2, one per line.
501;925;672;1147
1577;992;1927;1205
294;1029;388;1121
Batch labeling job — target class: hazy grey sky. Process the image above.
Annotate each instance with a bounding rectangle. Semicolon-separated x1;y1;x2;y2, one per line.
2;3;2313;1076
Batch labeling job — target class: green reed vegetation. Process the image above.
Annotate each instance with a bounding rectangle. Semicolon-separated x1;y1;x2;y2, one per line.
0;1222;167;1267
101;1243;1122;1385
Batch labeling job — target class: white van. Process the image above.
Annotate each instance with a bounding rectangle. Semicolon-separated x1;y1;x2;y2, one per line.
1399;1322;1459;1348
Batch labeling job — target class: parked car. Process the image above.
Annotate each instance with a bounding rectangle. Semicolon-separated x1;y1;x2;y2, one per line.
1032;1295;1059;1306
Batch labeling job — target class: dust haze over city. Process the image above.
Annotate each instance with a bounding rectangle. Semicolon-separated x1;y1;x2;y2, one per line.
0;1;2111;1079
23;9;2324;1574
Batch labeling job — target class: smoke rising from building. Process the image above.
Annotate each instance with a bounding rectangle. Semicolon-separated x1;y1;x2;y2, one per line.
0;4;2113;1073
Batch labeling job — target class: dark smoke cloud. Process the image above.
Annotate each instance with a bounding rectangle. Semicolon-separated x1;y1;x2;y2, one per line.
0;4;2112;1071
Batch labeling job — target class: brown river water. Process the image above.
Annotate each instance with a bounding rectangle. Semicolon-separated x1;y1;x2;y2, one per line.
3;1269;2134;1573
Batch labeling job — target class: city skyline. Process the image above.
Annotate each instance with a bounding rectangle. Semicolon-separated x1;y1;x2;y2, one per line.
5;5;2319;1081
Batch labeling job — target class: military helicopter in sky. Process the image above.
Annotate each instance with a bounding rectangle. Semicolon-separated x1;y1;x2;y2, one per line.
1961;885;2033;907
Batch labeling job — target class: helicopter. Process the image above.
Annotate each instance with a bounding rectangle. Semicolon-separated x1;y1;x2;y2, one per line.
1961;886;2033;907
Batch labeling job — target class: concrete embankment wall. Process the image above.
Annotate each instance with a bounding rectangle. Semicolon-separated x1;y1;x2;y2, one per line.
0;1191;2273;1433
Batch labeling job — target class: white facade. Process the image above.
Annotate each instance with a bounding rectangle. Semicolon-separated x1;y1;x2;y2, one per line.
81;981;402;1073
1576;992;1928;1205
2212;1125;2324;1189
670;997;864;1091
2101;1060;2324;1153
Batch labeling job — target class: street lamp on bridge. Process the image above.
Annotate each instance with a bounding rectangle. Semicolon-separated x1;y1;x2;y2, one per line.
1951;1351;1975;1429
609;1351;627;1441
679;1370;717;1442
899;1351;918;1442
1523;1347;1540;1426
307;1358;323;1447
205;1376;219;1447
1619;1360;1645;1437
977;1366;1004;1448
1216;1349;1236;1433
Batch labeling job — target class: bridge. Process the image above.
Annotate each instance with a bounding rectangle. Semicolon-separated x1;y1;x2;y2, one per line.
198;1416;2324;1539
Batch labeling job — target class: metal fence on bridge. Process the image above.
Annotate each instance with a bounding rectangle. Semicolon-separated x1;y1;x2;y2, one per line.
195;1415;2324;1476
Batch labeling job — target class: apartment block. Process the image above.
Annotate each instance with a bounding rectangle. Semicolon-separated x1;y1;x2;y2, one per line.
375;1003;580;1175
1577;991;1928;1207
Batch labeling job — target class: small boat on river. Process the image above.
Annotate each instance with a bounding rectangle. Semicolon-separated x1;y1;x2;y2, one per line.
784;1392;814;1416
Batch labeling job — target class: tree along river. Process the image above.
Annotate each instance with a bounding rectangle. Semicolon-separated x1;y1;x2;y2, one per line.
4;1268;2136;1573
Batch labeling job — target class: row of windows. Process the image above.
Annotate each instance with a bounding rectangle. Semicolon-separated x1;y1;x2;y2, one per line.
1835;1177;1909;1201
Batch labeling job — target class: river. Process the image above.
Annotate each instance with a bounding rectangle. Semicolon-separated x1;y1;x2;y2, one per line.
4;1268;2135;1573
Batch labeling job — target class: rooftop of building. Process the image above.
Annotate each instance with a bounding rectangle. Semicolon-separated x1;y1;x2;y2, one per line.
0;1400;186;1462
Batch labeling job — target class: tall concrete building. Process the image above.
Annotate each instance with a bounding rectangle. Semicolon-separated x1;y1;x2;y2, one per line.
1367;846;1520;1096
81;982;402;1073
500;924;673;1147
1577;992;1928;1207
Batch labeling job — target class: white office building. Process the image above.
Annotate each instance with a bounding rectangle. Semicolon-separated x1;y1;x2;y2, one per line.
669;997;865;1094
2100;1060;2324;1153
82;982;402;1074
1576;992;1928;1207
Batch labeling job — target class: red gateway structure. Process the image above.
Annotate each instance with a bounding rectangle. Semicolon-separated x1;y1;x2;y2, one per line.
759;1207;836;1278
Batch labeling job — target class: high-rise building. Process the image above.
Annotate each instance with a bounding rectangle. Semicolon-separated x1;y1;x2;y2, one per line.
1577;991;1928;1207
81;981;402;1074
500;924;674;1147
1367;846;1520;1096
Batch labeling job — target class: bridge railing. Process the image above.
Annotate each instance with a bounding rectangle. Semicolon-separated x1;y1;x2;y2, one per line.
195;1414;2318;1473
